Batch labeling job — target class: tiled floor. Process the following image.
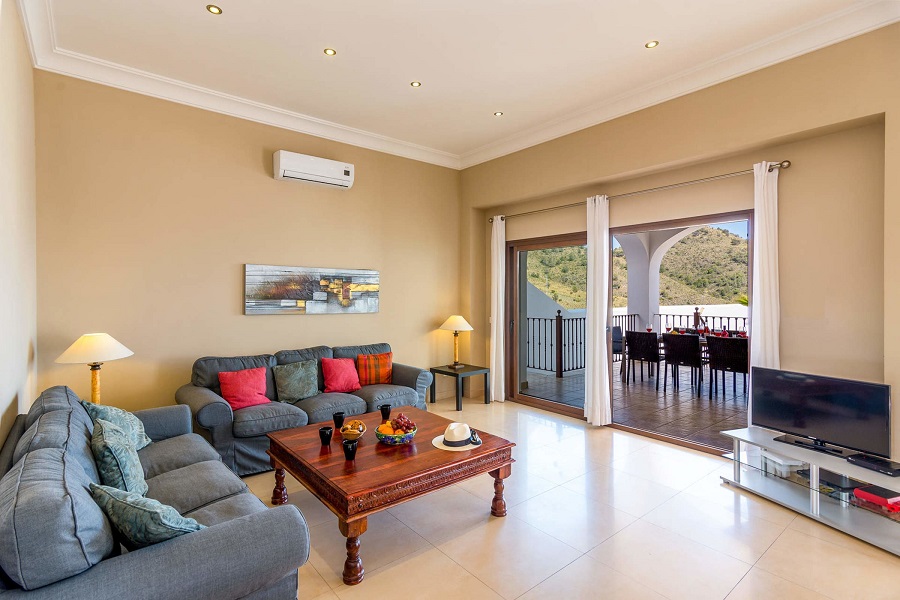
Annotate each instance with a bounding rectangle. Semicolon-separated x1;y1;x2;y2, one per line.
523;362;748;451
244;397;900;600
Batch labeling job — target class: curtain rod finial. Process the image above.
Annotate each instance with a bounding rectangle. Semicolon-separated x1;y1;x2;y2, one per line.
769;160;791;172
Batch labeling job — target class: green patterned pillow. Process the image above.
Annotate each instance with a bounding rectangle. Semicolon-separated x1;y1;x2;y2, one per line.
273;360;319;402
80;400;152;450
89;484;204;550
90;419;149;496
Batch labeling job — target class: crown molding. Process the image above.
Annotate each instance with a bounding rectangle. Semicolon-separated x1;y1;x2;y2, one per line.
17;0;463;169
458;0;900;168
18;0;900;172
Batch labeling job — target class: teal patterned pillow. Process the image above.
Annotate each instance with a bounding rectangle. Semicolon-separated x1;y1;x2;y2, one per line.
273;360;319;402
80;400;152;450
90;419;149;496
89;484;204;549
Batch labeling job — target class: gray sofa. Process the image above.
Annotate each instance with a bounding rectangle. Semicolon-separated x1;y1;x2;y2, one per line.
0;386;309;599
176;343;433;476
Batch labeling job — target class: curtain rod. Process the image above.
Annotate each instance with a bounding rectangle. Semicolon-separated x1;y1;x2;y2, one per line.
488;160;791;222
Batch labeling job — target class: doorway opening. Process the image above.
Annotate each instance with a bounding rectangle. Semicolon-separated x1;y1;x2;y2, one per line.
611;211;752;451
506;233;587;419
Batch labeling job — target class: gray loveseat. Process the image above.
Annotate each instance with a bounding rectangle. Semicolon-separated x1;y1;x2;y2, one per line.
176;343;433;476
0;386;309;599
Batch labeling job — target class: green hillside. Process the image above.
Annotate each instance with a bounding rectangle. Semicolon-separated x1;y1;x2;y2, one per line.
526;246;588;309
527;226;748;309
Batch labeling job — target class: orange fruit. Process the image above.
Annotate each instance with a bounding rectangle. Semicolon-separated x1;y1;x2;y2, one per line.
376;424;392;435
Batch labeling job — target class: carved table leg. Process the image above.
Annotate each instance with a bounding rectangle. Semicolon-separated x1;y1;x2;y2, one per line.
338;517;368;585
271;465;288;506
488;464;512;517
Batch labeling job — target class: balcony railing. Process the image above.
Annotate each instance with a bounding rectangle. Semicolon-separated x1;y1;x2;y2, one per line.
654;309;747;332
526;311;639;377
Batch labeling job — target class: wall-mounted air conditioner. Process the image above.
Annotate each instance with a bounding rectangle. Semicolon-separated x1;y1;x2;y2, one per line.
273;150;354;189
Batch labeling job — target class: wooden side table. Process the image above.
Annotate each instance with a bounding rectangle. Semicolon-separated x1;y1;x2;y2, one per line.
429;365;491;411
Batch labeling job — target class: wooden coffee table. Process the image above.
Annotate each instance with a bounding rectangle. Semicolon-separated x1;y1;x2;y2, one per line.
267;407;514;585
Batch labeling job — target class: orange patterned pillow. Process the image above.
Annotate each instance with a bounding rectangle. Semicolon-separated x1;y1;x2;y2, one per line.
356;352;393;385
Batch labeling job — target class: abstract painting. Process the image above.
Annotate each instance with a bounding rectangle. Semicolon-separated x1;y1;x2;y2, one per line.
244;264;379;315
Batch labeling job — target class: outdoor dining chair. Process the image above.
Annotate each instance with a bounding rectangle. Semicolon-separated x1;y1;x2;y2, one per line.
705;336;749;399
661;333;705;396
611;326;624;361
624;330;661;389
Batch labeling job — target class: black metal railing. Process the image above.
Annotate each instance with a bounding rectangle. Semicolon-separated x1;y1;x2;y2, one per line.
525;311;584;376
526;311;638;376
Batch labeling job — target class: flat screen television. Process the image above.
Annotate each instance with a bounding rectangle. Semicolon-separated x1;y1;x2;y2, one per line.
751;367;891;458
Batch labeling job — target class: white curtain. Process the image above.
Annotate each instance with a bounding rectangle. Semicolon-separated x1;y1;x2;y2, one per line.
585;196;612;425
489;216;506;402
749;161;781;424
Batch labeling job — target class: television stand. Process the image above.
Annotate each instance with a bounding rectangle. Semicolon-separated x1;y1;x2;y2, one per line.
722;427;900;557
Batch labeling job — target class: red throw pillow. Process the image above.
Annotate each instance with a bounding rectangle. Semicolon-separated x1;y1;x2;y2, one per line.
218;367;270;410
357;352;393;385
322;358;362;393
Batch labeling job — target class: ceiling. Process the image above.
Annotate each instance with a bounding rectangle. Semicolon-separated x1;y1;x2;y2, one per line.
18;0;900;168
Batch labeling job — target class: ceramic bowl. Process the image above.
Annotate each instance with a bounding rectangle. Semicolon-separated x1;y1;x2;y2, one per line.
340;422;366;441
375;427;417;445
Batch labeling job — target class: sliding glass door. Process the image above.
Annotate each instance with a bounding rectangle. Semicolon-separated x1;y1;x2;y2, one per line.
506;233;588;418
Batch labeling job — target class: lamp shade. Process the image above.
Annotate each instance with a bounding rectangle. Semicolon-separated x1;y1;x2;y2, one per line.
440;315;473;332
55;333;133;365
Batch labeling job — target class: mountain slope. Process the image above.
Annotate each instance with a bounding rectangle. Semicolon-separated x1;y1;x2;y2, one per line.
527;226;748;309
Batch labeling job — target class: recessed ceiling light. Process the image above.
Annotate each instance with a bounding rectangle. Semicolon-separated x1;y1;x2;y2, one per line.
324;48;337;56
494;112;504;117
206;4;222;15
644;40;659;49
410;81;422;87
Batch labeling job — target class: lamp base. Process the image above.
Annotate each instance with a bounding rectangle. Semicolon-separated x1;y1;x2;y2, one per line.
448;362;466;370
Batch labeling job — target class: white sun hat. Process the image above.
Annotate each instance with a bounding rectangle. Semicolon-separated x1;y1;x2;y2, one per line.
432;422;483;451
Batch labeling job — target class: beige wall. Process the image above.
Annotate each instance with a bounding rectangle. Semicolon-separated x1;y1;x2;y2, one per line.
0;0;37;440
35;72;462;411
461;25;899;456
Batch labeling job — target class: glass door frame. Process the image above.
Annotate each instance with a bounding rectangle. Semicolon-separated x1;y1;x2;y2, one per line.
505;231;588;420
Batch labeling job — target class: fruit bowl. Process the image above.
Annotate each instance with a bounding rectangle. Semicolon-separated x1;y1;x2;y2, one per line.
375;427;417;445
339;420;366;441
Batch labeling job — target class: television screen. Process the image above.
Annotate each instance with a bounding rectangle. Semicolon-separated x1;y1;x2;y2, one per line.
752;367;891;458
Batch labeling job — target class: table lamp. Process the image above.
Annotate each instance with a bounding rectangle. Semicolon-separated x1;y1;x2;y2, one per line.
55;333;133;404
439;315;473;369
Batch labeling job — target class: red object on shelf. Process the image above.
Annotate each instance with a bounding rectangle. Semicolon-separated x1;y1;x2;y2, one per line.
854;486;900;512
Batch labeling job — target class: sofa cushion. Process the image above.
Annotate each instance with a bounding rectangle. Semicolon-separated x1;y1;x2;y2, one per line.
90;484;205;550
0;448;115;590
192;354;278;400
275;346;334;390
137;433;222;479
292;392;366;424
273;360;319;402
81;400;152;450
91;419;149;496
13;409;99;484
24;386;93;431
146;461;247;514
218;367;271;411
232;401;308;438
357;351;393;385
352;384;419;412
184;492;267;527
333;343;392;360
322;358;362;393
